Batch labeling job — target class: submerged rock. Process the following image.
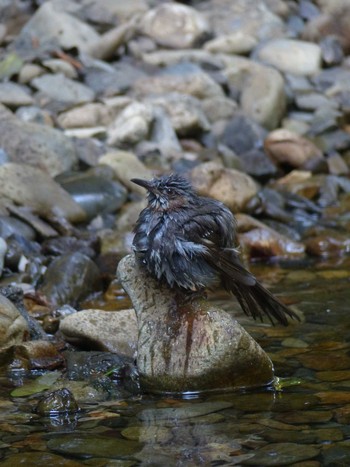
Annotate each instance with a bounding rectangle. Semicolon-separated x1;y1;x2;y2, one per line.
117;254;274;394
35;388;79;415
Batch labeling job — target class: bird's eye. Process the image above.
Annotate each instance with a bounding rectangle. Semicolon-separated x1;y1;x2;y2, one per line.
167;188;173;195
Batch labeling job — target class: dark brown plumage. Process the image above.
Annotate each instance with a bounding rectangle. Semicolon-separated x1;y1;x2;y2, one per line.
131;174;299;326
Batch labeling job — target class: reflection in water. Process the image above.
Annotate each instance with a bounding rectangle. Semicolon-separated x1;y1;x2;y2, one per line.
1;259;350;465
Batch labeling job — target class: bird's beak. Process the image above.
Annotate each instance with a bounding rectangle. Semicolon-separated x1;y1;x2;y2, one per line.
131;178;153;191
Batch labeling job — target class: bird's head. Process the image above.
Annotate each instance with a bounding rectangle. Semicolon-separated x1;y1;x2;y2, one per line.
131;174;194;210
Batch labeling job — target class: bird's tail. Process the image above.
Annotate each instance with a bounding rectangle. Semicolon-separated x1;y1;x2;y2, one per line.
207;248;299;326
224;277;299;326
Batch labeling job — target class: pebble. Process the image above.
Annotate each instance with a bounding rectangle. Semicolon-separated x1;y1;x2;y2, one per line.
190;162;258;212
107;101;154;146
256;39;322;76
264;129;325;171
140;3;210;49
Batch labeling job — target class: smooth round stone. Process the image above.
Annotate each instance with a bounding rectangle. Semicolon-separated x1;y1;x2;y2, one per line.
190;162;258;212
256;39;322;76
35;388;79;415
39;252;102;307
140;3;210;49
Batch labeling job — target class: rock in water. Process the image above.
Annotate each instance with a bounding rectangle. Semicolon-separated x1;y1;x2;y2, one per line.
117;254;274;394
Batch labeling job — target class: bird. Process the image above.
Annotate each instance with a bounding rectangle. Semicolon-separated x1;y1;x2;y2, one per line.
131;173;299;326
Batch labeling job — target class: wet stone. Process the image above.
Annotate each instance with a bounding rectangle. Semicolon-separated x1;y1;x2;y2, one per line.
64;351;134;381
0;452;84;467
35;388;79;415
241;442;319;465
137;401;232;422
59;309;137;358
39;252;102;307
47;434;141;459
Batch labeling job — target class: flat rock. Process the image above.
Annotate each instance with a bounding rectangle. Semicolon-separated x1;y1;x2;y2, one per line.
117;254;274;394
140;3;210;49
13;0;100;58
133;63;224;100
32;73;95;105
60;308;138;359
256;38;322;76
0;105;78;176
0;82;33;107
0;163;86;223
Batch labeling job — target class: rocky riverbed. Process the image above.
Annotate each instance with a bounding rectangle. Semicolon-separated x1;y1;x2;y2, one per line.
1;0;350;391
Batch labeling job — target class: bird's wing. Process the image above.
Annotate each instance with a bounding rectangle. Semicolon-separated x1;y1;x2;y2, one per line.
180;202;256;286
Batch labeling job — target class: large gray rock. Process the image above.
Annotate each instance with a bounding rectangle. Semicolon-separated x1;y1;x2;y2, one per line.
0;163;86;223
0;105;78;176
117;255;274;394
13;0;100;58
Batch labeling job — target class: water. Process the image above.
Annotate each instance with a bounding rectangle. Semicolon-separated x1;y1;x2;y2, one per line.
1;258;350;465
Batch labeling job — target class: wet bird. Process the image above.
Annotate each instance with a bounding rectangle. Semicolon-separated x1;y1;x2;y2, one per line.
131;174;299;326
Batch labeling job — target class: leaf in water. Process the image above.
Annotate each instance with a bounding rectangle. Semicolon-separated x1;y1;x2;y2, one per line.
11;371;62;398
274;376;302;391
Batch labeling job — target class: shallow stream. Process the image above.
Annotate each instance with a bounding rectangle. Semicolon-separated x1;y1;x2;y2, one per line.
1;257;350;466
